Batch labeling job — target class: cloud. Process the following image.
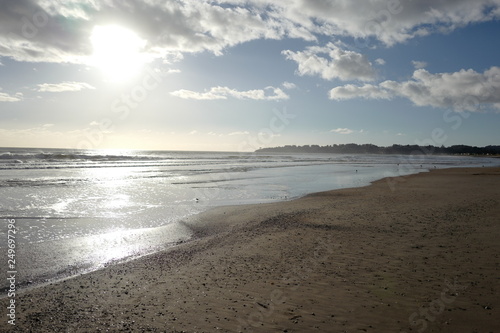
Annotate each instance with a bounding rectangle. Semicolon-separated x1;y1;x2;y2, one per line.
171;86;289;101
0;89;22;102
329;66;500;111
282;81;297;89
272;0;500;46
329;84;392;100
412;60;428;69
258;131;280;139
37;81;95;92
170;89;227;100
228;131;250;136
0;0;283;64
375;58;386;65
283;43;376;81
1;1;499;64
331;128;356;134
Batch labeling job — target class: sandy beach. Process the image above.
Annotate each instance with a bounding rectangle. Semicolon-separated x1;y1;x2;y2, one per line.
2;167;499;332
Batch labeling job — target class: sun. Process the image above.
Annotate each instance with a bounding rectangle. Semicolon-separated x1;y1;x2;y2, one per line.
90;25;147;82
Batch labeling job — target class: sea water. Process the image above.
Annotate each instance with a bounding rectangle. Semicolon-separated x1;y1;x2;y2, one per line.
1;147;498;290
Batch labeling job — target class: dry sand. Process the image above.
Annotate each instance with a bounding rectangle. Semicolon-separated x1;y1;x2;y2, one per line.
1;167;499;332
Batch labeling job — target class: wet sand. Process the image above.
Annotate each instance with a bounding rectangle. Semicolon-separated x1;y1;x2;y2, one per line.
1;167;499;332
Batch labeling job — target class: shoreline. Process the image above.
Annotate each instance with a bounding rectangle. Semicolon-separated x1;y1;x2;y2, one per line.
0;163;432;294
2;155;499;295
2;167;500;332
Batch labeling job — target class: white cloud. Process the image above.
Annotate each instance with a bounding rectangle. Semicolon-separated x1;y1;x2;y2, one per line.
0;91;22;102
283;43;376;81
272;0;500;46
331;128;355;134
37;81;95;93
375;58;386;65
329;84;392;100
2;1;498;64
258;131;281;139
412;60;428;69
170;89;227;100
0;0;283;64
228;131;250;136
282;81;297;89
329;66;500;112
171;86;289;101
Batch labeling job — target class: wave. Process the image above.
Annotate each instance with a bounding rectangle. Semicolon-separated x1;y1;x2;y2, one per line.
1;148;497;174
0;151;158;162
0;178;87;187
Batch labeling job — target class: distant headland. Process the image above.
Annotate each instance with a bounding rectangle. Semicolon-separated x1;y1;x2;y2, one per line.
255;144;500;155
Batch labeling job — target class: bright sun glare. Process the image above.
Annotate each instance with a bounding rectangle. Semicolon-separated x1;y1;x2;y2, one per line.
90;25;147;82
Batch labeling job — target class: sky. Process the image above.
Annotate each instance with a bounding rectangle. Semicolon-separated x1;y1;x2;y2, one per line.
1;0;500;151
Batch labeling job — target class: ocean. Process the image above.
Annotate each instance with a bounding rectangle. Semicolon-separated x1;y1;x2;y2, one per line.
1;147;498;291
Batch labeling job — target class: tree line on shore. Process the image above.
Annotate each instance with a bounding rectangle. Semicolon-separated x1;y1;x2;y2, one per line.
255;144;500;155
